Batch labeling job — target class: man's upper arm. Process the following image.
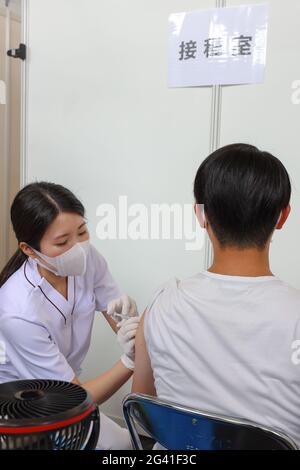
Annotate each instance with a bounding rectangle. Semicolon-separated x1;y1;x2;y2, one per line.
132;311;156;396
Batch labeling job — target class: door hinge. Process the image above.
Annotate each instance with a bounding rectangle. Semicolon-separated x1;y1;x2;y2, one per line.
7;43;26;61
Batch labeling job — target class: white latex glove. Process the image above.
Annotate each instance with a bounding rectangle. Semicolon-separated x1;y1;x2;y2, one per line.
107;294;138;323
117;316;140;370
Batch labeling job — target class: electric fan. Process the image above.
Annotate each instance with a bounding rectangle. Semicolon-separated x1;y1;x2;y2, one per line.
0;379;100;450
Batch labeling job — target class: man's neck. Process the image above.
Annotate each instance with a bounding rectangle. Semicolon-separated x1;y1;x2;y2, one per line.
208;245;273;277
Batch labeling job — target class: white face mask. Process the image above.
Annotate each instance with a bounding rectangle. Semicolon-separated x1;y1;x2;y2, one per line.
31;240;90;277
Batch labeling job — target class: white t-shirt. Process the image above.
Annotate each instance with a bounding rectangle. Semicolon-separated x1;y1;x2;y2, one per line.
144;271;300;446
0;244;121;383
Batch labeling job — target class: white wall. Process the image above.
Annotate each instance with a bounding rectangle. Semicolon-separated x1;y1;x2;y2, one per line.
219;0;300;289
25;0;213;421
24;0;300;423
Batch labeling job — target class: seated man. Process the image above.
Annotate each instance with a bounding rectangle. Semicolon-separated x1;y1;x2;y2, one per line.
132;143;300;446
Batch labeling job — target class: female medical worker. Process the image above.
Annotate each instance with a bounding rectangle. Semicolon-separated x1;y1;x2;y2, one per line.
0;182;140;449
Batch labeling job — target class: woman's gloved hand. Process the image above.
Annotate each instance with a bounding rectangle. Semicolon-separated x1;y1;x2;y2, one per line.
117;316;140;370
107;295;138;323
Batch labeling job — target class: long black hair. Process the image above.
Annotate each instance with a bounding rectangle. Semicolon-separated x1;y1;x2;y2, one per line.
194;143;291;249
0;182;85;287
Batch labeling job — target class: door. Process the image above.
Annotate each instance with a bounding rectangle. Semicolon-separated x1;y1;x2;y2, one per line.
0;0;22;269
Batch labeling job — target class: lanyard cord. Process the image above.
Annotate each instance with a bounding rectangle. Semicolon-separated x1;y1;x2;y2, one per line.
24;259;76;325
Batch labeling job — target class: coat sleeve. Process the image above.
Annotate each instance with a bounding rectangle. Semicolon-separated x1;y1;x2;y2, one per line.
1;317;75;382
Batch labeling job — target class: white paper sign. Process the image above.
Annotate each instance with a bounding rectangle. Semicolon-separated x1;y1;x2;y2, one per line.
168;4;268;87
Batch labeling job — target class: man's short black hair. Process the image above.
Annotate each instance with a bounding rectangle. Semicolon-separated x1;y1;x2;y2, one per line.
193;143;291;250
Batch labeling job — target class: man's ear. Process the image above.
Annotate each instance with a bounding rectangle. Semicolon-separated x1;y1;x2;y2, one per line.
194;203;207;229
276;204;291;230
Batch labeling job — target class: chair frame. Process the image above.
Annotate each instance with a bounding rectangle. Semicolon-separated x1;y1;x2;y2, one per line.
123;393;298;450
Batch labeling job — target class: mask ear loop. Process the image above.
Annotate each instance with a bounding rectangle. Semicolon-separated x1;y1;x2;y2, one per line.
29;247;59;276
